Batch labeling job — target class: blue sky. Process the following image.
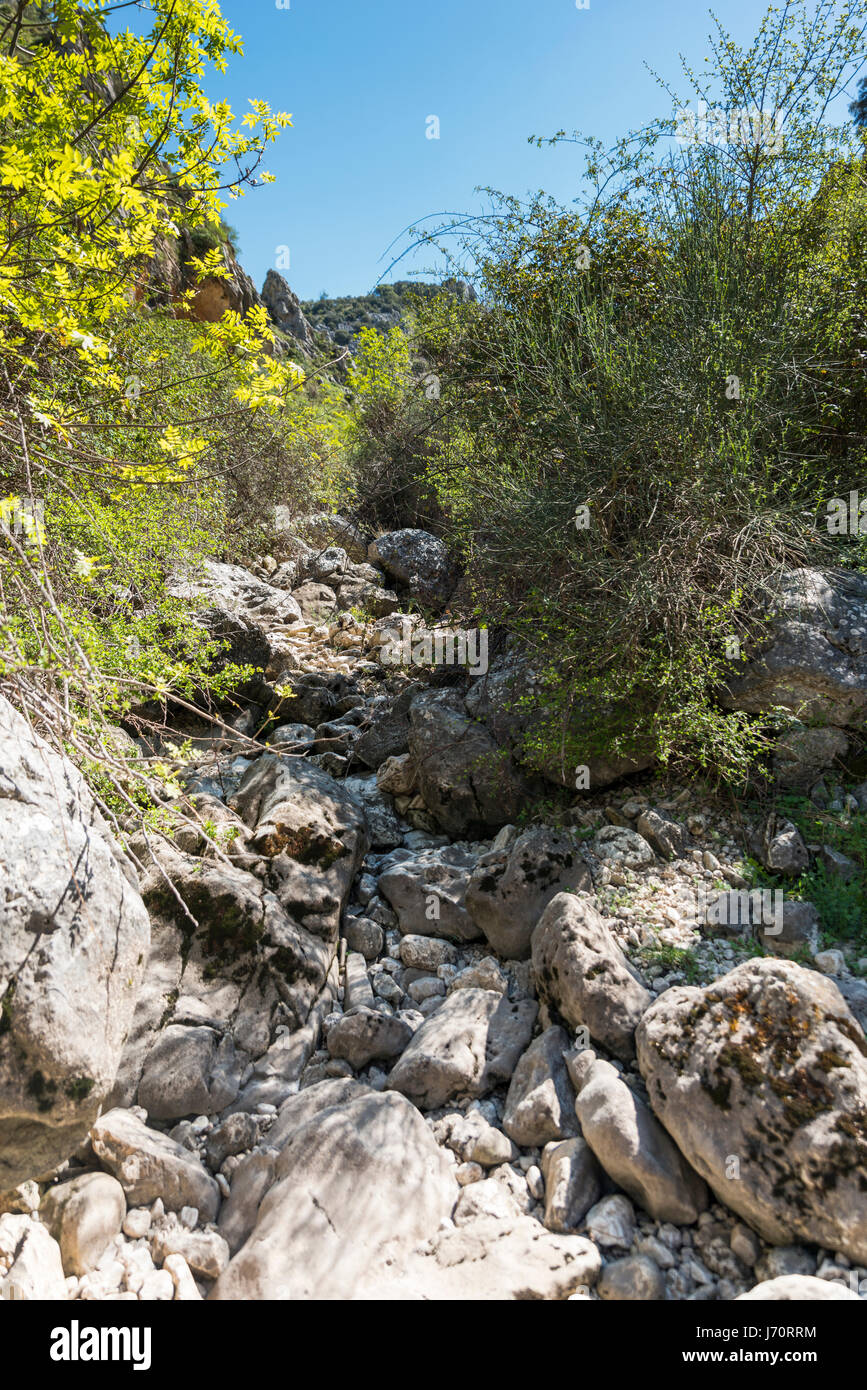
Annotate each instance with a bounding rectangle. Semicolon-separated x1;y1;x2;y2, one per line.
204;0;844;301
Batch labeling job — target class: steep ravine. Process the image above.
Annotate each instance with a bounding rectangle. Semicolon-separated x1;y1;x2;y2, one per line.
1;526;865;1302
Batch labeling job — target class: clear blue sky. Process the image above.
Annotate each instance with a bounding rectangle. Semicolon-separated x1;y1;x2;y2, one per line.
204;0;840;301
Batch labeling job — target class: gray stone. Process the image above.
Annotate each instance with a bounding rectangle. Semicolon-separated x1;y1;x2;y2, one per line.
755;1245;816;1283
355;684;422;769
820;846;859;882
763;818;809;876
150;1220;230;1280
722;567;867;727
344;917;384;960
376;753;417;797
217;1147;278;1256
837;975;867;1034
210;1091;457;1299
266;722;315;751
0;1213;67;1300
585;1194;636;1250
378;851;480;942
453;1176;521;1226
448;1112;516;1167
167;559;303;670
118;826;347;1110
813;948;845;975
387;988;538;1110
408;689;529;837
598;1254;666;1301
463;655;653;792
766;898;820;958
326;1007;413;1069
773;724;849;789
730;1223;761;1267
574;1057;708;1224
531;893;652;1060
365;1214;601;1300
291;581;337;622
344;952;375;1011
40;1172;125;1276
541;1138;601;1233
296;512;371;563
343;774;405;849
0;696;150;1190
399;935;457;971
636;958;867;1263
368;529;458;607
90;1109;220;1223
204;1112;259;1171
635;809;689;862
138;1025;243;1121
466;828;592;959
737;1274;859;1300
592;825;655;870
503;1026;578;1147
266;1078;372;1151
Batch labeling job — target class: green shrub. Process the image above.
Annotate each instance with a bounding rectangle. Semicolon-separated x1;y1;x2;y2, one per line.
363;1;867;786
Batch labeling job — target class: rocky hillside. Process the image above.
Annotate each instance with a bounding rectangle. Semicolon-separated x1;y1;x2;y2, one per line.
301;279;475;353
2;521;865;1303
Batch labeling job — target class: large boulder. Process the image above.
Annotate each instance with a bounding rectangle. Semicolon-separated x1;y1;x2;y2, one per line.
531;894;652;1060
326;1008;413;1070
361;1216;602;1301
260;270;314;351
168;560;302;676
408;689;529;836
230;754;368;937
737;1274;859;1301
502;1026;579;1147
355;684;421;768
541;1138;602;1233
464;656;655;792
291;581;337;623
210;1091;458;1299
574;1056;708;1224
387;988;538;1110
722;568;867;728
636;958;867;1262
91;1109;220;1222
40;1172;126;1276
114;845;328;1115
368;529;458;607
0;1213;67;1300
466;827;592;959
0;698;150;1191
113;755;366;1117
377;848;480;942
297;513;371;564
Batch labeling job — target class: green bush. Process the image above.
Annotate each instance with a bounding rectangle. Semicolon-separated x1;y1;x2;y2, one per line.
359;1;867;787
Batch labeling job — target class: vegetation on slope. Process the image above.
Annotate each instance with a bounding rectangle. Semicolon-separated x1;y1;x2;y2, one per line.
346;0;867;787
0;0;350;817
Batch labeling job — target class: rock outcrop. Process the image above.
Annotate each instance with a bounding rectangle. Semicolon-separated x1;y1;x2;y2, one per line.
0;698;150;1191
531;893;652;1060
723;567;867;730
636;958;867;1262
210;1091;457;1300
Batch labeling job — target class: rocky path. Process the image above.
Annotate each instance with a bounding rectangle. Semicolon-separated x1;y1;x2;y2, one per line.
1;528;866;1302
